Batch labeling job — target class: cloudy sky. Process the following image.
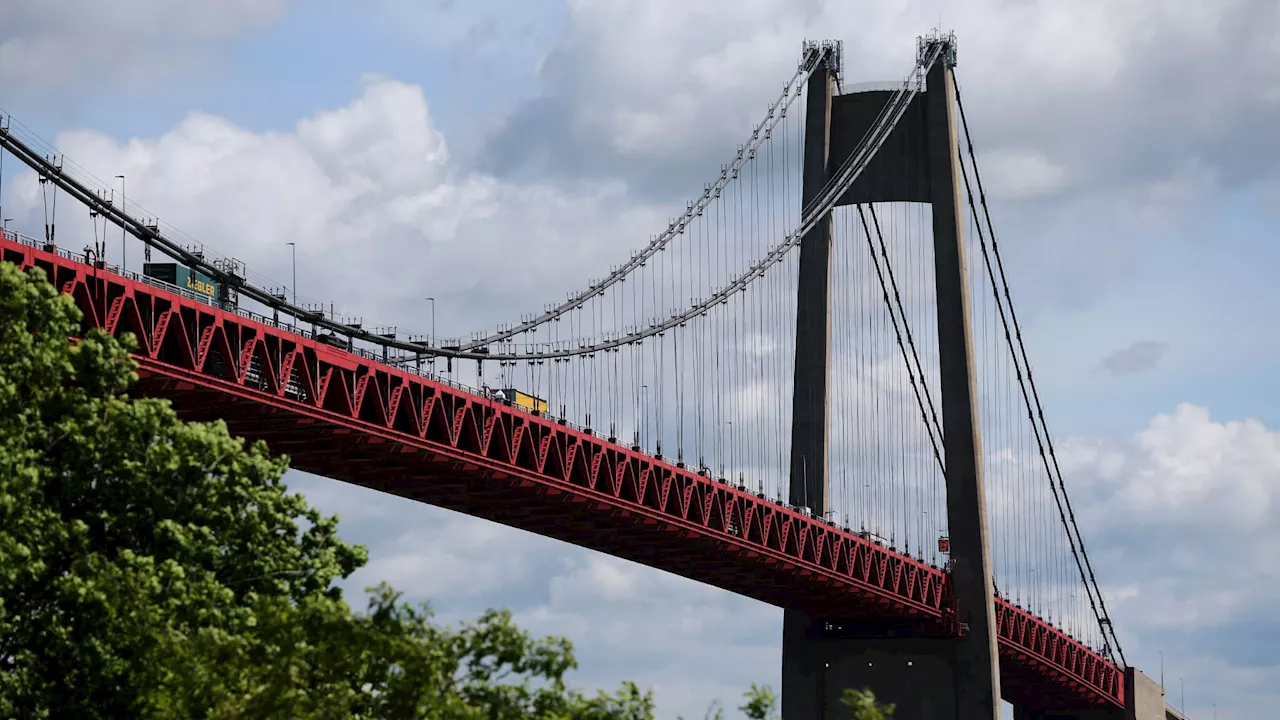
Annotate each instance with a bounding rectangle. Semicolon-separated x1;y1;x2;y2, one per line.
3;1;1279;717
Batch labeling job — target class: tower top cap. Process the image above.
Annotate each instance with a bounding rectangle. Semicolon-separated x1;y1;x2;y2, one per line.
917;30;958;68
801;39;844;79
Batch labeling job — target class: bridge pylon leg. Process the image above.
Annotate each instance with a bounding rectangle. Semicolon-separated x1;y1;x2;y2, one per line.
781;34;1000;720
786;43;836;516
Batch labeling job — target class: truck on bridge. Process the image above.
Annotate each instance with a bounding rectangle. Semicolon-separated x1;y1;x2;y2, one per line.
492;388;548;415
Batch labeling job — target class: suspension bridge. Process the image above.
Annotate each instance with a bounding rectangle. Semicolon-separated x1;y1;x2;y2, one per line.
0;33;1181;719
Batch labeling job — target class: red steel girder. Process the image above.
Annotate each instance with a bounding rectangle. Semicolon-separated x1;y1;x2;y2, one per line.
0;233;1123;710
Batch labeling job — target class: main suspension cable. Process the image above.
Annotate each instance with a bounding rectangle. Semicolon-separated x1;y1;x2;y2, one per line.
954;76;1124;666
856;204;945;474
458;47;832;352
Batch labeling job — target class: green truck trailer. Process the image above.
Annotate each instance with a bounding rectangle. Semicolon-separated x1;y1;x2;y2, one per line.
143;262;221;302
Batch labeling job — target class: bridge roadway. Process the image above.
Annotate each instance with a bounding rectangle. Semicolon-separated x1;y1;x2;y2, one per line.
0;230;1125;711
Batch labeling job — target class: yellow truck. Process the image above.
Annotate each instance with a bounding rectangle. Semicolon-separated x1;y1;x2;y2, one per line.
495;388;548;415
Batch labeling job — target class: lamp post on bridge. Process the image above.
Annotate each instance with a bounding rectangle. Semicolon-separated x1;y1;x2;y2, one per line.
425;297;436;347
286;242;297;306
425;297;436;372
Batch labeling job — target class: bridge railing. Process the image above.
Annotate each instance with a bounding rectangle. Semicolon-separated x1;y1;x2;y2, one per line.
0;230;913;534
1;229;223;310
0;232;738;455
0;228;619;436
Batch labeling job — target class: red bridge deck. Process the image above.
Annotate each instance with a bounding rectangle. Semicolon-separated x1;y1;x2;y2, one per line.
0;231;1123;710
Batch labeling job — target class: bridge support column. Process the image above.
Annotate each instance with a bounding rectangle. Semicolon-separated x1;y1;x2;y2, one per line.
924;37;1002;720
1123;668;1168;720
786;42;836;515
783;611;959;720
781;41;840;716
782;34;1000;720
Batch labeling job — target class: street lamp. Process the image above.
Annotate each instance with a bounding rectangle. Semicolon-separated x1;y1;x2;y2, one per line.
425;297;436;371
286;242;297;305
425;297;436;345
2;218;11;231
115;175;125;271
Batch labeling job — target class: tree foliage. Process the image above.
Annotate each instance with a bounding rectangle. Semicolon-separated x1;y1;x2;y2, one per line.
840;689;895;720
733;683;893;720
0;261;654;718
738;683;778;720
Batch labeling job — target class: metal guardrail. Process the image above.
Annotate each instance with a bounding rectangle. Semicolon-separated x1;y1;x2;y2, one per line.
0;231;692;466
2;229;221;309
1;231;602;421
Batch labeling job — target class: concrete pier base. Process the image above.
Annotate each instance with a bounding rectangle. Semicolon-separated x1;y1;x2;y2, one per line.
782;609;960;720
784;609;1166;720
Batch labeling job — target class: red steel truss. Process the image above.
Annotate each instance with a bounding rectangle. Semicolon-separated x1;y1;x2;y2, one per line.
0;232;1124;710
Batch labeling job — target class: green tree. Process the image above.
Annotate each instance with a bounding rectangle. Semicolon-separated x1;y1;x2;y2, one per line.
840;688;895;720
734;684;893;720
0;261;653;719
738;683;778;720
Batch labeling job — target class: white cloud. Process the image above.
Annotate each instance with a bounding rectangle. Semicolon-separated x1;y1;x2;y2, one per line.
371;0;562;63
353;521;542;600
1057;404;1280;715
486;0;1280;209
1066;404;1280;540
980;149;1071;200
2;75;671;335
0;0;290;91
